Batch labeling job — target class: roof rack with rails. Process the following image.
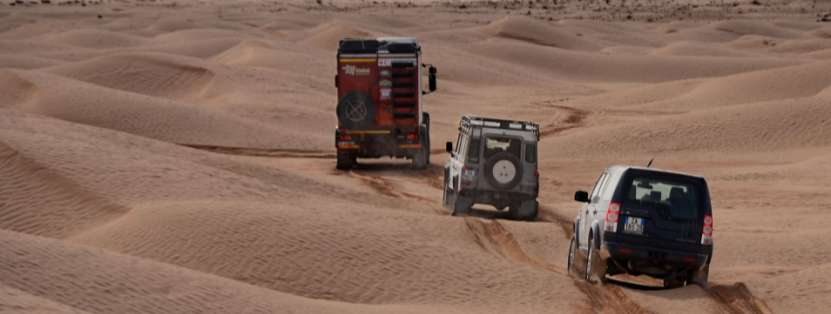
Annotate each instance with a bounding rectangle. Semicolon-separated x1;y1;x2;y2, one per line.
459;115;540;136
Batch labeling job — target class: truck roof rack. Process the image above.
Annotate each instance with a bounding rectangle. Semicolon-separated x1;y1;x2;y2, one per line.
339;38;420;54
460;115;540;136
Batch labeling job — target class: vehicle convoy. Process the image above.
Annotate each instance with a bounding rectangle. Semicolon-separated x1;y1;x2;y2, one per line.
334;37;437;170
567;165;714;288
443;115;540;221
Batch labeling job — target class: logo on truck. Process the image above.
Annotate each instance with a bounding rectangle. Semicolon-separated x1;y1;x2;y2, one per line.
342;64;371;76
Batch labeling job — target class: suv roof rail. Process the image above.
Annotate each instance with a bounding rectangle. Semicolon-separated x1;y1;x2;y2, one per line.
460;115;540;136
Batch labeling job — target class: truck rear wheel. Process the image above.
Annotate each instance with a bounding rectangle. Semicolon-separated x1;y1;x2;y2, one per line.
336;151;356;170
412;125;429;170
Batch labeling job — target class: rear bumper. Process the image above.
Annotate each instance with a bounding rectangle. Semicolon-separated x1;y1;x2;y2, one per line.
336;128;422;158
460;189;536;208
602;232;711;276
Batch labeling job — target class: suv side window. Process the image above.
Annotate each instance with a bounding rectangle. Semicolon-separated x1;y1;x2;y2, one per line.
524;143;536;163
467;137;481;163
457;132;468;161
454;132;464;156
590;172;609;203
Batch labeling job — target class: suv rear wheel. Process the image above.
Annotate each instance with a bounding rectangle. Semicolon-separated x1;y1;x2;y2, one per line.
586;235;607;283
336;151;356;170
690;263;710;288
567;236;577;275
509;200;538;221
452;195;472;216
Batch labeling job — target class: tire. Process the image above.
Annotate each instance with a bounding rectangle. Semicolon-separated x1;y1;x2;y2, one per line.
412;125;429;170
585;235;606;283
452;196;472;217
336;92;376;129
483;151;522;190
663;277;686;289
336;151;355;170
442;168;450;206
567;236;577;275
510;199;538;221
690;263;710;288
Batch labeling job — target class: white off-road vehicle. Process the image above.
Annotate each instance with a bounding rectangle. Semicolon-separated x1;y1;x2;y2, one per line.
442;115;540;220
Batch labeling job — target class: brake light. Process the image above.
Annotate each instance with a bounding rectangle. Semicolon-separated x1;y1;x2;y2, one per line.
534;169;539;177
604;201;620;233
339;133;352;141
406;132;418;141
701;214;713;245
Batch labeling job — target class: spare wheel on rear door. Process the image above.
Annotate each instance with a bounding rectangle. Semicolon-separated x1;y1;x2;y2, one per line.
337;91;376;129
484;151;522;189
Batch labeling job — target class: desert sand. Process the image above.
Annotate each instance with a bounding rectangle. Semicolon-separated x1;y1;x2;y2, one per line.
1;0;830;313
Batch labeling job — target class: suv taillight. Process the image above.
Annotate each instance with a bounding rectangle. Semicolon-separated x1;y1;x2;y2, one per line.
462;166;476;180
604;201;620;233
702;214;714;245
461;166;477;188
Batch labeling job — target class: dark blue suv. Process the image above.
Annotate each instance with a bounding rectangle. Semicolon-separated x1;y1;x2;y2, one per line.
567;166;713;288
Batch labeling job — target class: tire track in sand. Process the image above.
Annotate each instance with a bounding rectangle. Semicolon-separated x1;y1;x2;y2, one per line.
538;103;590;138
182;144;335;159
463;217;653;314
708;283;772;314
539;205;771;314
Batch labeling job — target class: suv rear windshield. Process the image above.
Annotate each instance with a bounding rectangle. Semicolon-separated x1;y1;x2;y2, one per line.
622;174;703;221
484;136;521;159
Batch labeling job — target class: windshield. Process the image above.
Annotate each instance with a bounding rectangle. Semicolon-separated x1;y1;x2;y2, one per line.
483;136;521;159
624;176;701;220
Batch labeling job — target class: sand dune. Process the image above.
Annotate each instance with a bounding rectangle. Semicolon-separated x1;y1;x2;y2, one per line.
483;16;601;51
39;29;147;49
2;2;831;313
0;283;89;314
1;71;323;150
543;98;831;158
652;41;752;57
0;140;128;239
471;38;797;82
0;229;456;314
0;54;61;69
152;28;251;43
46;52;217;100
712;20;804;39
301;21;374;50
128;38;245;59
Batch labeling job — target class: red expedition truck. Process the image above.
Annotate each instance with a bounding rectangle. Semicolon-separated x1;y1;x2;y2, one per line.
334;37;437;170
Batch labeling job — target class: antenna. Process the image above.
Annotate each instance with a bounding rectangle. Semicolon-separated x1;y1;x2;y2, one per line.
646;158;654;168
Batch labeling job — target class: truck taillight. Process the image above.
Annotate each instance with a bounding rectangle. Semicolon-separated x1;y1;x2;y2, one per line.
604;201;620;233
406;132;418;141
702;214;714;245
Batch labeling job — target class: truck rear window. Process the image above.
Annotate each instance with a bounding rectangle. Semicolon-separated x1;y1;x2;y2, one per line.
623;176;701;220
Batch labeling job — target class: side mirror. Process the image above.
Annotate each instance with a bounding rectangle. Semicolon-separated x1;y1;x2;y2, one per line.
428;66;437;92
574;191;590;203
445;141;453;154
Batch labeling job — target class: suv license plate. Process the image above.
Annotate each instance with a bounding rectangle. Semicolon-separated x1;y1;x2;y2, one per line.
624;216;644;235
